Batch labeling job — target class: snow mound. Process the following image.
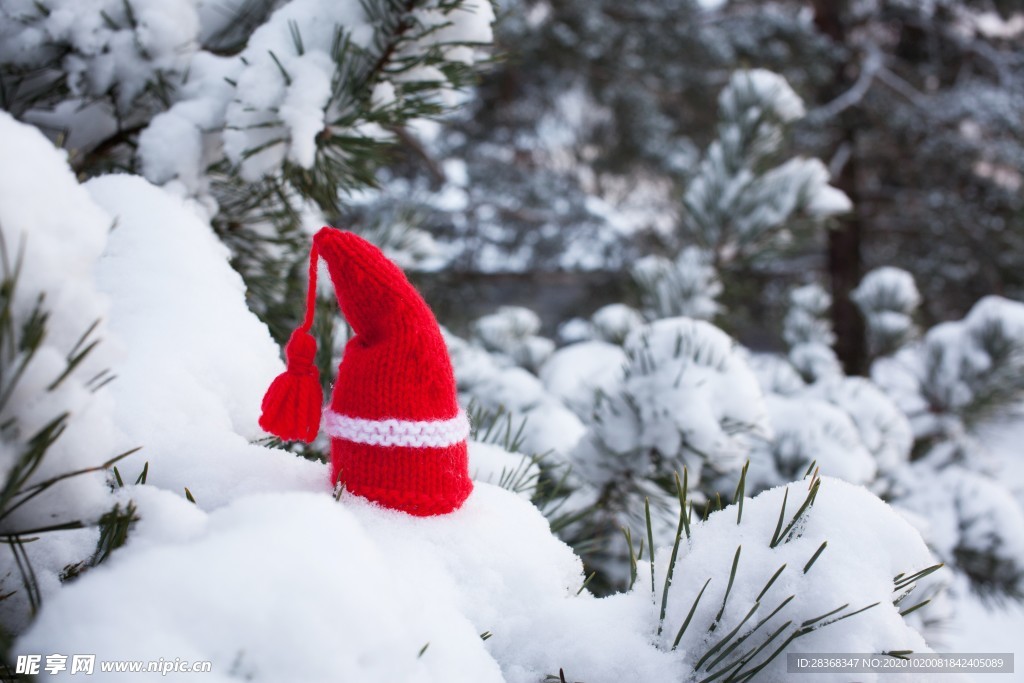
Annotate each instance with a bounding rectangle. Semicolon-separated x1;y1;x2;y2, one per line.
638;476;943;683
17;489;504;683
16;483;683;683
0;113;127;629
88;175;324;508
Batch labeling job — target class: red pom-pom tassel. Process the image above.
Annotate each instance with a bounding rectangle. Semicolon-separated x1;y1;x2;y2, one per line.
259;329;323;442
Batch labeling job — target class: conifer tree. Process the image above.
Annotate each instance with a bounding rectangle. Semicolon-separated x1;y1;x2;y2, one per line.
0;0;497;339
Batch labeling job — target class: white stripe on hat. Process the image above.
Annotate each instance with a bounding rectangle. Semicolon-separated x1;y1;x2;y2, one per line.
323;409;470;449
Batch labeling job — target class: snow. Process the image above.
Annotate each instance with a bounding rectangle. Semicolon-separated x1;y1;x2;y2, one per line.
747;352;807;396
873;295;1024;449
659;246;724;321
972;11;1024;39
0;0;201;111
15;465;950;683
0;113;127;629
87;174;325;508
13;480;676;683
137;51;239;190
789;341;844;383
221;0;372;180
782;283;842;383
590;303;646;343
720;69;805;125
470;365;586;457
746;394;876;492
17;490;506;683
683;70;850;267
853;267;921;357
805;182;854;215
807;377;913;480
471;306;553;370
414;0;496;53
540;341;627;420
556;317;597;345
134;0;496;191
447;331;586;459
468;441;540;500
922;411;1024;679
644;477;949;683
574;317;769;488
784;283;835;348
892;464;1024;597
946;588;1024;682
732;351;910;500
5;11;1020;673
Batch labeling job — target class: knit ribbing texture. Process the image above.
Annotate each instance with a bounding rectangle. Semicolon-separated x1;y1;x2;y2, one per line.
324;409;470;448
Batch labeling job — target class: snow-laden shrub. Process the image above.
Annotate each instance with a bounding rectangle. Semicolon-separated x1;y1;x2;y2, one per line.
873;295;1024;463
741;394;876;494
631;475;945;683
891;465;1024;601
736;354;910;498
555;304;646;347
868;294;1024;601
682;70;850;268
853;267;921;360
746;353;806;397
590;303;647;344
0;0;201;118
446;331;585;460
787;343;844;385
1;0;495;193
783;283;835;349
562;317;770;583
556;317;597;345
358;212;447;271
539;341;627;421
1;0;498;344
577;317;769;489
805;378;913;485
471;305;554;372
782;282;842;384
631;247;721;321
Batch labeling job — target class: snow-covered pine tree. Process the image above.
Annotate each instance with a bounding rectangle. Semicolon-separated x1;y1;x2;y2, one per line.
470;305;554;372
870;291;1024;601
554;316;770;586
631;246;722;321
853;266;921;361
681;69;851;271
0;0;497;340
782;282;842;383
623;68;850;336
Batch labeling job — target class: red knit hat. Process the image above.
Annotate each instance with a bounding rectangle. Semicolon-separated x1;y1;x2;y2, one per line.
259;227;473;516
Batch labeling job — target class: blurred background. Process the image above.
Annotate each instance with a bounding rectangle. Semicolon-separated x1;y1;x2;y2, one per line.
357;0;1024;368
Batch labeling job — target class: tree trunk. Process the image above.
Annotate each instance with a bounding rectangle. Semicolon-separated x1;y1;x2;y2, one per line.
812;0;867;375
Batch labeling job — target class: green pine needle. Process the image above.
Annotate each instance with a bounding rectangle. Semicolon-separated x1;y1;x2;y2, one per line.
803;541;827;574
645;497;656;596
672;577;712;650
